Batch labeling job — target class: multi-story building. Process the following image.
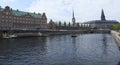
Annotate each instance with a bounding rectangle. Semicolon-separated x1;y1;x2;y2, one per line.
0;6;47;30
85;9;118;29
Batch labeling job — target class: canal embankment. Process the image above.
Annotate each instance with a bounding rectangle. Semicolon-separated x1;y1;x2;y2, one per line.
0;30;89;38
111;30;120;49
0;29;110;38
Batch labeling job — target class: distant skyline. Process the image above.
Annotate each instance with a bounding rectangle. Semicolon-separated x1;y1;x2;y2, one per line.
1;0;120;22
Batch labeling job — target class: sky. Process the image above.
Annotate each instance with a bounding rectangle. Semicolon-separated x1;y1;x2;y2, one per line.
0;0;120;23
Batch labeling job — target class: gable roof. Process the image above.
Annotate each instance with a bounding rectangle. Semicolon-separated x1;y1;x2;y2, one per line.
0;6;42;18
11;10;42;18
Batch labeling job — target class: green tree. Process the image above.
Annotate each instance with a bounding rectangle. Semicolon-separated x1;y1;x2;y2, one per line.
68;22;71;27
59;21;61;26
112;23;120;30
64;21;66;26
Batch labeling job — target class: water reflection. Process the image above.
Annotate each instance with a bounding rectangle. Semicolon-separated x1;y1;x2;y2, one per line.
118;61;120;65
71;37;79;64
72;37;77;54
0;37;47;65
102;34;107;54
72;37;77;50
0;34;120;65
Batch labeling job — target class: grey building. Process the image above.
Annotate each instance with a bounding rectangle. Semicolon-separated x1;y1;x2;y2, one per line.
85;9;118;29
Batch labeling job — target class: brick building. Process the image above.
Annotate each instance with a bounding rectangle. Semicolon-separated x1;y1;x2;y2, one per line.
0;6;47;30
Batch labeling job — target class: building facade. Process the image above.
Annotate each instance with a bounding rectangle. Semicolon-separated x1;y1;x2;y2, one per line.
85;9;118;29
0;6;47;30
47;20;81;30
47;11;91;30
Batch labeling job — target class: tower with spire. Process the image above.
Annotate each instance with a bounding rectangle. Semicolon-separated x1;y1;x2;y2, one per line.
101;9;106;21
72;10;76;26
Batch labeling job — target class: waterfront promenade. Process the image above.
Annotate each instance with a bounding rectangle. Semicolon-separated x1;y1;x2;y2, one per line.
111;30;120;49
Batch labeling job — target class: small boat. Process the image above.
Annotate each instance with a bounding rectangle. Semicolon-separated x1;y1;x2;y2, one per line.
2;34;17;38
71;34;77;37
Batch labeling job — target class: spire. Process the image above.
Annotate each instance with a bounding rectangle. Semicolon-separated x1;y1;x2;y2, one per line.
72;10;76;25
101;9;106;20
73;10;75;18
42;12;47;19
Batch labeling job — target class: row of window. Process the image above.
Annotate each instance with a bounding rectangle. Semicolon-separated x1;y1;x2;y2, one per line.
1;15;42;22
0;23;43;28
0;23;12;26
0;19;45;24
0;24;41;28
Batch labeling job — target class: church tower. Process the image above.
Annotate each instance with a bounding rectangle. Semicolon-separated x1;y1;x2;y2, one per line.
101;9;106;21
72;10;76;26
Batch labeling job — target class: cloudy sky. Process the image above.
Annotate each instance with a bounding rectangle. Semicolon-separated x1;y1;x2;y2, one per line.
0;0;120;22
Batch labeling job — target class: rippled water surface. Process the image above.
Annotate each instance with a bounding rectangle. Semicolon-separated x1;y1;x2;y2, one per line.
0;34;120;65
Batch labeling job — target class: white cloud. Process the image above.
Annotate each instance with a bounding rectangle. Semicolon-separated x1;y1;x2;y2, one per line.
27;0;120;22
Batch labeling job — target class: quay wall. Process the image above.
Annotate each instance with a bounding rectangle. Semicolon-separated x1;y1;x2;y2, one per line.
111;30;120;49
0;29;110;38
15;30;89;37
40;30;89;36
0;30;89;38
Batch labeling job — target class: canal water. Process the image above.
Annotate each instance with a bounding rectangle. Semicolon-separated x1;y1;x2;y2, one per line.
0;34;120;65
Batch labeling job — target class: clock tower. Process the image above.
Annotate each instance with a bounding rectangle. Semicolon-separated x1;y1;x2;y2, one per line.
72;11;76;26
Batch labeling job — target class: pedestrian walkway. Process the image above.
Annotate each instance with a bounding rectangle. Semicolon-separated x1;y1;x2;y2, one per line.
111;30;120;49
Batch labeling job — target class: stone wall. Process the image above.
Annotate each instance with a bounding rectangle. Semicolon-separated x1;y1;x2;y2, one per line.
111;30;120;49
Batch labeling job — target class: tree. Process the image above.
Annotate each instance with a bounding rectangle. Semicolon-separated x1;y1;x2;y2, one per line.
112;23;120;30
77;23;80;27
59;21;61;26
64;21;66;26
68;22;71;27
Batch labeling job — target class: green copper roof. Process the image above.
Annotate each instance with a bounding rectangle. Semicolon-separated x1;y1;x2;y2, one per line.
11;10;42;18
0;6;42;18
0;7;4;11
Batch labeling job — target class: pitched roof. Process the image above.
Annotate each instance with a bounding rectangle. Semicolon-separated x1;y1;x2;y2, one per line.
84;20;119;24
0;6;42;18
0;6;4;11
11;10;42;18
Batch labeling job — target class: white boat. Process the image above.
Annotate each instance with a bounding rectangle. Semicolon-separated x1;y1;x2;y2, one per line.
2;34;17;38
38;32;42;36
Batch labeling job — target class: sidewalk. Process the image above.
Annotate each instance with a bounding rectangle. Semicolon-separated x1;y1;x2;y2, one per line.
111;30;120;49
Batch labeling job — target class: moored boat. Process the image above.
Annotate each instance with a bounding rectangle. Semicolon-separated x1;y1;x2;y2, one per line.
2;34;17;38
